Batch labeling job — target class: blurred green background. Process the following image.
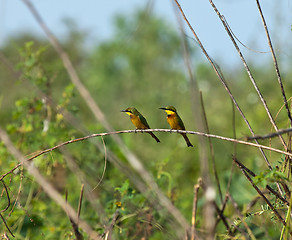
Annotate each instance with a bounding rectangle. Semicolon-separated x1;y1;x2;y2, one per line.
0;3;292;239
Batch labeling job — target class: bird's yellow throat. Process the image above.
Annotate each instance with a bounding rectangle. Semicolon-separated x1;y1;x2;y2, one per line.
165;110;175;115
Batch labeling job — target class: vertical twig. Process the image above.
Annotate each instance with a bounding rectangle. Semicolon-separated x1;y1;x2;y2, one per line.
200;92;223;204
174;6;215;237
104;210;120;240
191;178;202;240
77;184;84;220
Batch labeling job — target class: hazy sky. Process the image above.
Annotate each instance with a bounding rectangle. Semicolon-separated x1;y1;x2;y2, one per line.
0;0;291;68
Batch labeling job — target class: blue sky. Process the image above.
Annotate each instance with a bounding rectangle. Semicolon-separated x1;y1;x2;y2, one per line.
0;0;291;68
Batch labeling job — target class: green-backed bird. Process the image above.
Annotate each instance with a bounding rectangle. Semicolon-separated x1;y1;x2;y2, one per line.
159;106;193;147
121;107;160;143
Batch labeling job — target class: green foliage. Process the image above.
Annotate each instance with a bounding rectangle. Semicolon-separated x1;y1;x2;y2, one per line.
254;168;289;188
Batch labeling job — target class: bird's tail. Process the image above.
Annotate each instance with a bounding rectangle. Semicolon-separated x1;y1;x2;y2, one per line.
148;132;160;143
181;133;193;147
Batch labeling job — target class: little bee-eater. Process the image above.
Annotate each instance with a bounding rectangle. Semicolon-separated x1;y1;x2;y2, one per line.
160;106;193;147
121;107;160;143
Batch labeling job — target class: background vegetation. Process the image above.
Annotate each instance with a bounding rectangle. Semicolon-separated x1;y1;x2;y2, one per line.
1;1;292;239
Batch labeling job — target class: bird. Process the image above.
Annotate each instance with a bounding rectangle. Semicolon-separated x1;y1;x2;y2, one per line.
159;106;193;147
121;107;160;143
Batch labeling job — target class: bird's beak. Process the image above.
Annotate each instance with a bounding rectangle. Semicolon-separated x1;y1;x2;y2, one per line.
159;107;166;110
121;110;127;112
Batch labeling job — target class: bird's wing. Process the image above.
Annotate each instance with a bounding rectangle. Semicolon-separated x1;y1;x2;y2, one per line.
177;115;186;130
138;114;150;129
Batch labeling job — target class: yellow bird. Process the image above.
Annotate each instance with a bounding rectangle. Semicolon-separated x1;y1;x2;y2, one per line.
160;106;193;147
121;107;160;143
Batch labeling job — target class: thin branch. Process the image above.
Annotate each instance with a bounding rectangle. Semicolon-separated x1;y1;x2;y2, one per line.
255;0;292;126
247;128;292;141
66;189;84;240
233;157;286;226
208;0;287;151
200;92;223;204
0;180;14;238
191;178;202;240
2;128;292;183
91;136;107;192
103;210;120;240
172;0;271;169
77;184;84;219
0;213;15;238
0;180;10;213
234;158;289;205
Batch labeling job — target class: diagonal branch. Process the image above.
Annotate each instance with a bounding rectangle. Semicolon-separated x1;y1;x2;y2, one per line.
255;0;292;126
233;157;286;226
208;0;287;151
247;127;292;140
173;0;271;169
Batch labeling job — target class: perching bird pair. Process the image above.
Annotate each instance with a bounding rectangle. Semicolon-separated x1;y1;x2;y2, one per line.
121;106;193;147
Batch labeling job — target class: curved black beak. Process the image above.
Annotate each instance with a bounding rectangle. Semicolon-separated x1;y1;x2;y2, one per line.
159;107;166;110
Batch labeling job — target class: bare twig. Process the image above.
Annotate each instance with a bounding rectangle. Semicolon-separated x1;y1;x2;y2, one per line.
175;7;214;237
191;178;202;240
172;0;271;169
66;188;84;240
91;137;107;192
72;185;85;240
0;213;15;238
208;0;287;151
103;210;120;240
200;92;223;204
77;184;84;219
0;180;10;213
255;0;292;126
247;127;292;141
2;129;292;183
0;180;14;238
